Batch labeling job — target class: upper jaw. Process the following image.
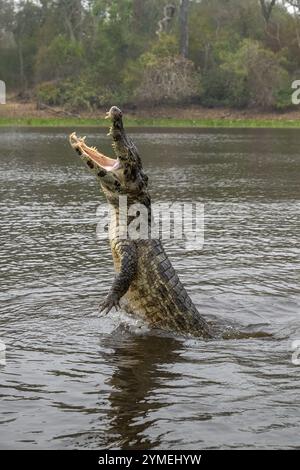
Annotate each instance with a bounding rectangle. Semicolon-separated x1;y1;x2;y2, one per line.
69;132;120;171
105;106;122;121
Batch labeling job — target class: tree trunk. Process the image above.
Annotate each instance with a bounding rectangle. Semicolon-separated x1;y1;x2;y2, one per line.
133;0;143;31
17;42;26;93
64;16;76;42
260;0;277;23
179;0;189;58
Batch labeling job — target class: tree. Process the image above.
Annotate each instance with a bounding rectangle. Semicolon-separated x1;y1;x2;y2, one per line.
13;1;44;92
0;0;298;110
179;0;190;57
54;0;84;42
221;39;289;108
260;0;277;23
284;0;300;50
136;55;199;104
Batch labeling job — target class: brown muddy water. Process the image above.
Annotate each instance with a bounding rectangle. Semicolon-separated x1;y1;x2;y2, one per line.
0;127;299;449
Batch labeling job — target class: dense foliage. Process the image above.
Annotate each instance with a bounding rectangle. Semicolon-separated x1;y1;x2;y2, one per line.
0;0;299;110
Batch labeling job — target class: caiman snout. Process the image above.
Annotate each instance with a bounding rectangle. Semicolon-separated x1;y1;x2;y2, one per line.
105;106;122;121
69;132;119;171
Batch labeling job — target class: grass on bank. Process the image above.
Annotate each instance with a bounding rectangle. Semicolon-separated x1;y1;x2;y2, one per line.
1;116;300;128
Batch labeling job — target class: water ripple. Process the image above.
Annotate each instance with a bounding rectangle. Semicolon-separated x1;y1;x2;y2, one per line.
0;128;299;449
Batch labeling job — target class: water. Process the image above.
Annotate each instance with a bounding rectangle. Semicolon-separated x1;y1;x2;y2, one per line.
0;127;299;449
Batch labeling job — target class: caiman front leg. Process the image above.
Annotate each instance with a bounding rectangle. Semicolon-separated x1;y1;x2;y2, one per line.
99;240;138;315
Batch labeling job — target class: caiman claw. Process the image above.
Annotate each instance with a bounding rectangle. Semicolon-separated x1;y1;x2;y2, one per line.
98;293;121;316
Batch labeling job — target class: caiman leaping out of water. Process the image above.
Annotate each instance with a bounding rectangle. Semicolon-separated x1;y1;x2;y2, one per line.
69;106;211;338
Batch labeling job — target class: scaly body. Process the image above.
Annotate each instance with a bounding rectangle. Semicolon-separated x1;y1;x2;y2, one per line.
69;107;211;338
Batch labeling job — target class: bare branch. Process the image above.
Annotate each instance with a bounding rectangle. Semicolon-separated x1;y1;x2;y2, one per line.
156;3;176;36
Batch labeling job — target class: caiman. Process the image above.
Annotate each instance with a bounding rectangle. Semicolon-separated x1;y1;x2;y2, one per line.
69;106;211;338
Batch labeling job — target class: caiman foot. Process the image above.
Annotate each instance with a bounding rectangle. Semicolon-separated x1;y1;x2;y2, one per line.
98;293;121;315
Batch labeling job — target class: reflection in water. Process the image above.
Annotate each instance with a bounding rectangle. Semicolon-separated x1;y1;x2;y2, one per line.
103;331;182;450
0;128;299;449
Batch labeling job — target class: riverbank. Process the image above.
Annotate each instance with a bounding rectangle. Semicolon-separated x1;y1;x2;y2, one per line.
1;100;300;128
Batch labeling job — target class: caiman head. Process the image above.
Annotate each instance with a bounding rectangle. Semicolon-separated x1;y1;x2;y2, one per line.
69;106;150;208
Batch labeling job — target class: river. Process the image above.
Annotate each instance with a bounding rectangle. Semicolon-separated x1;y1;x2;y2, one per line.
0;127;299;449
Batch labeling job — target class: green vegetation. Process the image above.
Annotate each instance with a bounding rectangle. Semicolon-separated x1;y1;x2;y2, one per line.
0;0;300;113
1;117;300;129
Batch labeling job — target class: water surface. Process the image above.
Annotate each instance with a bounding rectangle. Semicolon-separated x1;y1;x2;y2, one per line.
0;127;299;449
